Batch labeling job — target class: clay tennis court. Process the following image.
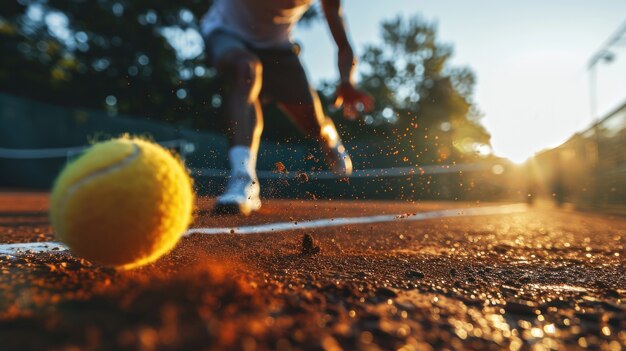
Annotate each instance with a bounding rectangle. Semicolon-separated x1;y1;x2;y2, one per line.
1;192;624;350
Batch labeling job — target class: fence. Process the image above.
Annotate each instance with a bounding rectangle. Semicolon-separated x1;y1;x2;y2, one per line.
0;93;525;201
532;100;626;207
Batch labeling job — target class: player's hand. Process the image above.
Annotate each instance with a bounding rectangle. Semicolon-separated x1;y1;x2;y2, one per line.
333;82;374;120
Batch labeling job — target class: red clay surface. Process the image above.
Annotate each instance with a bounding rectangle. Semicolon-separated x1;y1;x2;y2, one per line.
0;192;624;350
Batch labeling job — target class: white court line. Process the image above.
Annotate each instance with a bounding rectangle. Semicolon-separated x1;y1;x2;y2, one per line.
192;162;492;180
0;204;526;257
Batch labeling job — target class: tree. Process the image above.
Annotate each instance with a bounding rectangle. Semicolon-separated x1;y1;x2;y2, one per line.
324;16;491;167
0;0;222;129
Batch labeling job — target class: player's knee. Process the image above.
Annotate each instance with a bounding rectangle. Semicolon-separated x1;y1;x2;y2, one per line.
233;55;262;88
217;50;262;90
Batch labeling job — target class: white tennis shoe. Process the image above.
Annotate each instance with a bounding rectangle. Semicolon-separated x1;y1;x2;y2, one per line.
320;119;353;177
321;139;353;177
214;173;261;216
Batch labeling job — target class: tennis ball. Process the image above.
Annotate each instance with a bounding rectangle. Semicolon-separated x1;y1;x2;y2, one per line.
50;137;194;270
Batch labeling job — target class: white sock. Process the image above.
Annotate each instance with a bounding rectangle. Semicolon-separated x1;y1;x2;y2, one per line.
228;146;257;178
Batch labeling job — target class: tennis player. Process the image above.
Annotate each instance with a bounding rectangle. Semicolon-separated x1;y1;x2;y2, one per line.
201;0;373;215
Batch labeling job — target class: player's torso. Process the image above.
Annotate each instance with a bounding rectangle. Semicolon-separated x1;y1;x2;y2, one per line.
231;0;314;25
207;0;315;47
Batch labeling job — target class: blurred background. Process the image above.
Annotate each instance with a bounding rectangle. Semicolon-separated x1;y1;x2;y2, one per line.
0;1;624;211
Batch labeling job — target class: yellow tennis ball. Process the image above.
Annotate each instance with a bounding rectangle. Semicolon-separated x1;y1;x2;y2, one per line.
50;137;194;270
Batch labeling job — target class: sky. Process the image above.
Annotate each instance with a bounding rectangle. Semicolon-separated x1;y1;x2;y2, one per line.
293;0;626;163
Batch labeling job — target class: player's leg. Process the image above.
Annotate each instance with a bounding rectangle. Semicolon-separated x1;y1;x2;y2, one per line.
216;49;263;152
259;47;352;176
279;90;352;176
205;31;263;215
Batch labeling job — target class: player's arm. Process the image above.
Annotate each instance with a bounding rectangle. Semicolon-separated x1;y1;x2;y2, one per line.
321;0;374;119
321;0;355;84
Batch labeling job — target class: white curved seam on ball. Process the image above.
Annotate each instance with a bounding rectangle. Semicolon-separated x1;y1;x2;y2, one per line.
56;143;141;236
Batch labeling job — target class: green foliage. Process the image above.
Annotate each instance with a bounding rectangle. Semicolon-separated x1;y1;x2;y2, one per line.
326;16;491;166
0;0;221;130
